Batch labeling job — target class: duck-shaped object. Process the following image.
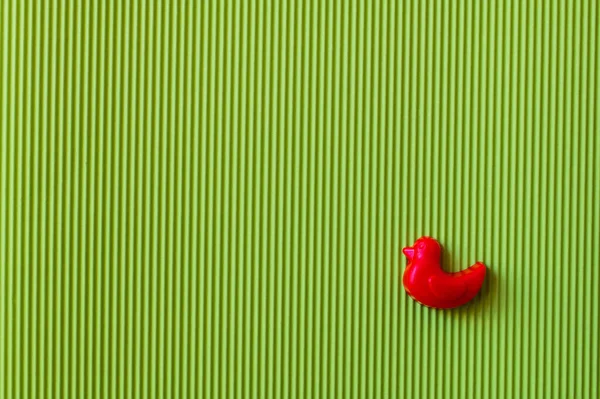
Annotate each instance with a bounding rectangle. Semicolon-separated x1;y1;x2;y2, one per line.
402;237;486;309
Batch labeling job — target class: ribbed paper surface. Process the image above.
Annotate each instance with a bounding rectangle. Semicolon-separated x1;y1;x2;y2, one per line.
1;1;599;398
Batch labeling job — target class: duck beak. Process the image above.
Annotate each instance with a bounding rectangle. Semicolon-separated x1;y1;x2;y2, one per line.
402;247;414;261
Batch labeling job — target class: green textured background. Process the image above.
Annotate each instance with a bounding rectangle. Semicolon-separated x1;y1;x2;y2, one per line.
1;1;599;398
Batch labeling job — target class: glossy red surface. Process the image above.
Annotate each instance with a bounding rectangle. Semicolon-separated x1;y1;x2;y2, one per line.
402;237;486;309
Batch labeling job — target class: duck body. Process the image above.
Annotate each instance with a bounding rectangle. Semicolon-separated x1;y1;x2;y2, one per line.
402;237;486;309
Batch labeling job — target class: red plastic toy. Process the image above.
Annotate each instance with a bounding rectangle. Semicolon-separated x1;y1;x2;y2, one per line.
402;237;486;309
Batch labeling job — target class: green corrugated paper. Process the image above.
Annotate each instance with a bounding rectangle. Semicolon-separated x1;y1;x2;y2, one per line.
1;1;599;397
